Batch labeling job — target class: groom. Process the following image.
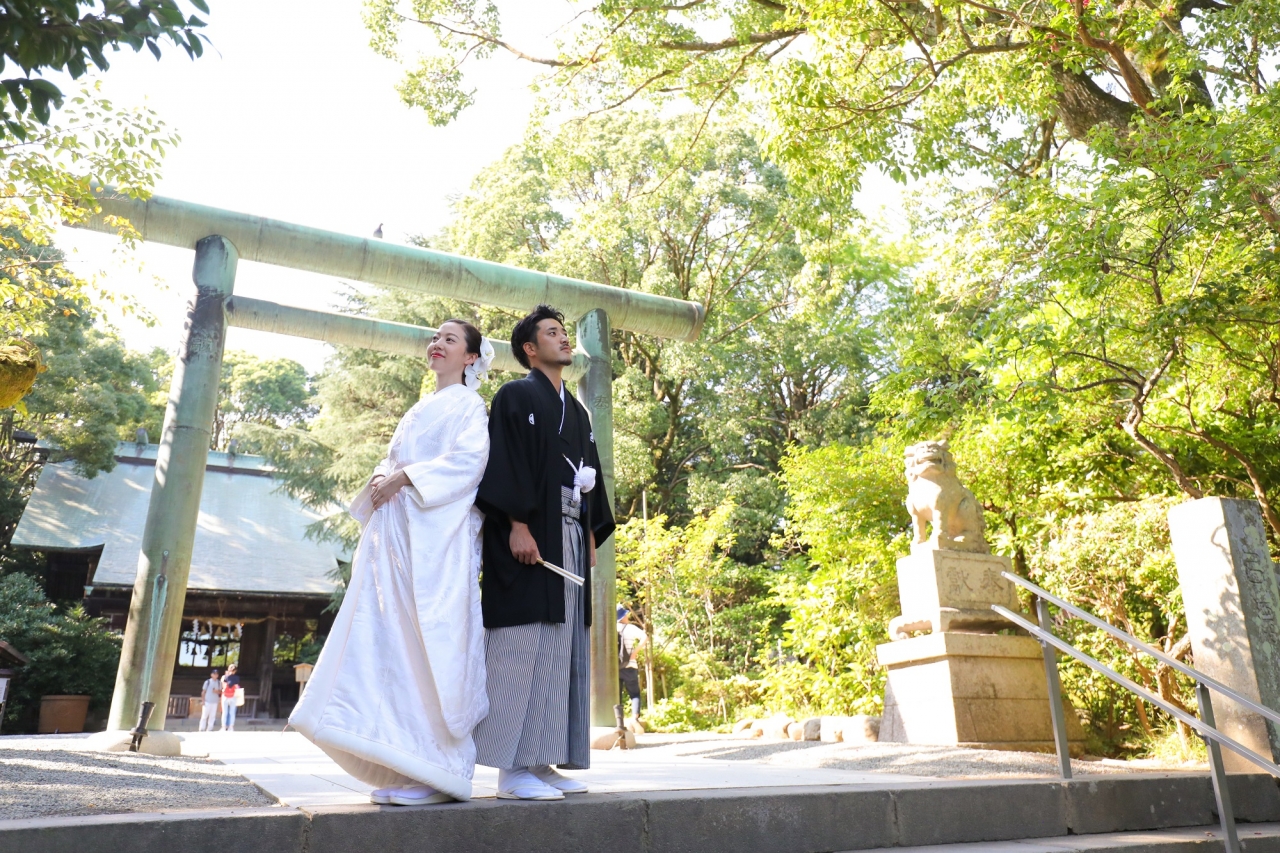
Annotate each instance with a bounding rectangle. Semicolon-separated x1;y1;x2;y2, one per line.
473;304;615;800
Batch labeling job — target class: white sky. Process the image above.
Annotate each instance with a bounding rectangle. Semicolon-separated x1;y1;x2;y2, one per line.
54;0;573;373
53;0;904;374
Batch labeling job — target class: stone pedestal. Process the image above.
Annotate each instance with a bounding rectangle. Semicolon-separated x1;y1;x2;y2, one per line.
877;632;1084;753
1168;497;1280;772
889;549;1020;639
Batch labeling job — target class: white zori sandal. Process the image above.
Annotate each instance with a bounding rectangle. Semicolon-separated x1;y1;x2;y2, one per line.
529;765;588;794
496;767;564;800
370;785;453;806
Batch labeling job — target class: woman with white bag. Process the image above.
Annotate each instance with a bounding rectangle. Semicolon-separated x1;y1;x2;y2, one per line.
290;320;494;806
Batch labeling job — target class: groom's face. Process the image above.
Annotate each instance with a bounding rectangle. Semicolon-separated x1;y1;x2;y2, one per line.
526;318;574;368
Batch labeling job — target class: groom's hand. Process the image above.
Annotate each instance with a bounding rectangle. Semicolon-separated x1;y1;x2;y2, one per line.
509;520;541;565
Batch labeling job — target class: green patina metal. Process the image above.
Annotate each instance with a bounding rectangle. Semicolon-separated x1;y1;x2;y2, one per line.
83;189;705;341
106;236;236;732
224;296;587;381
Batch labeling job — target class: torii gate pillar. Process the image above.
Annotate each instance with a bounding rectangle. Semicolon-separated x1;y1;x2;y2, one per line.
575;308;619;727
107;236;237;731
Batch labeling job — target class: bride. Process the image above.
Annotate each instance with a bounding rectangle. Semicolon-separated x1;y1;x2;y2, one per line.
290;319;495;805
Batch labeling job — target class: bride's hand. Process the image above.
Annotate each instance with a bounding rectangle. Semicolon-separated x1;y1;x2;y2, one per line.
371;471;409;509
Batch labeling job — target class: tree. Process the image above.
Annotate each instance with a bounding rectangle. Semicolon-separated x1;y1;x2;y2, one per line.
369;1;1280;540
1035;497;1194;754
1;306;161;583
1;235;161;589
17;307;159;475
440;114;891;557
212;351;316;451
0;83;179;424
0;0;207;139
0;11;193;375
262;114;894;560
369;0;1280;206
758;439;906;716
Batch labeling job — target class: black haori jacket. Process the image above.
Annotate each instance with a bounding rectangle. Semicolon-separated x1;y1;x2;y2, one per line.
476;368;615;629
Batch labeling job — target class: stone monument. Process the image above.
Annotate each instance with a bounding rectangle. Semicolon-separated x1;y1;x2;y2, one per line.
878;440;1083;752
1167;497;1280;772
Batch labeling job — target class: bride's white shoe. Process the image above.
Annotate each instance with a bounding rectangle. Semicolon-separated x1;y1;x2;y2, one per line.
529;764;588;794
370;787;395;805
496;767;565;800
387;784;453;806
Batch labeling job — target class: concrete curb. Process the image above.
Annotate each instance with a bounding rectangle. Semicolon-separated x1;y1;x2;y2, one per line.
856;822;1280;853
0;807;305;853
2;774;1277;853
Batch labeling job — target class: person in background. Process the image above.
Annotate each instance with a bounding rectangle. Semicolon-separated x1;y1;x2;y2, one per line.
199;669;222;732
220;664;241;731
616;606;646;727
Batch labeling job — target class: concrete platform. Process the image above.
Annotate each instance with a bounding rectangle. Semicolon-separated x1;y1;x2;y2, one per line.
2;774;1279;853
5;731;1278;853
178;731;932;806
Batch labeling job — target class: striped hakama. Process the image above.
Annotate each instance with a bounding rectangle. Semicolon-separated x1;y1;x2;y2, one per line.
474;488;591;770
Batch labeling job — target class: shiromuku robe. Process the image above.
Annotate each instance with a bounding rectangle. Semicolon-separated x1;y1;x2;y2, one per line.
471;368;615;770
289;383;490;801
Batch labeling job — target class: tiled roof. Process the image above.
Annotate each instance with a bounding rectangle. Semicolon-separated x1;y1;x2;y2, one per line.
11;442;340;596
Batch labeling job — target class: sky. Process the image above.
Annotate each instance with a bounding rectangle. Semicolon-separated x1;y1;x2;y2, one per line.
53;0;904;375
54;0;571;373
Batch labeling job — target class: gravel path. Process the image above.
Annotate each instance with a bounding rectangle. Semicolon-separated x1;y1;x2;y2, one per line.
633;734;1202;779
0;736;278;821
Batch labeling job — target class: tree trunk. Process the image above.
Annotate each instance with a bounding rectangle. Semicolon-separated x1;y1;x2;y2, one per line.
1050;65;1140;140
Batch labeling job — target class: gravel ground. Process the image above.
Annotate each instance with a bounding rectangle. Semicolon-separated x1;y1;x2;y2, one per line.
0;736;278;821
633;733;1203;779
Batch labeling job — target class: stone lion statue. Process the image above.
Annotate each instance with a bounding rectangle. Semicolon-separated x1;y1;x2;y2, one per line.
904;440;989;553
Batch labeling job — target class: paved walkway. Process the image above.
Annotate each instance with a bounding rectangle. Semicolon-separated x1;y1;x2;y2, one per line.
1;728;1197;819
179;731;1175;808
178;731;923;806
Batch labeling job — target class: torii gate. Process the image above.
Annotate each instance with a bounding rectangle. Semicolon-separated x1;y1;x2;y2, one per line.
72;191;704;733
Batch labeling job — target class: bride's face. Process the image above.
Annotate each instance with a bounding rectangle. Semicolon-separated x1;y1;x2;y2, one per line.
427;322;478;381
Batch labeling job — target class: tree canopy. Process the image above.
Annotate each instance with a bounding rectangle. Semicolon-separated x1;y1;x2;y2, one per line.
0;0;207;139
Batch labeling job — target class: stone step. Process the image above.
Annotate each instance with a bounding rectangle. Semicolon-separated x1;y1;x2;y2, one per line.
3;773;1278;853
855;822;1280;852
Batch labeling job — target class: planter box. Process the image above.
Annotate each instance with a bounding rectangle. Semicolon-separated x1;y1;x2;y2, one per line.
38;694;90;734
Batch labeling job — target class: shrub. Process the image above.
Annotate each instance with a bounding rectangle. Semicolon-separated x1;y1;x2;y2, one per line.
643;696;725;733
1032;496;1194;757
758;440;906;715
0;573;121;732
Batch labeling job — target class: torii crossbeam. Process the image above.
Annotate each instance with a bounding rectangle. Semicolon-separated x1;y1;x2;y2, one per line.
72;190;704;733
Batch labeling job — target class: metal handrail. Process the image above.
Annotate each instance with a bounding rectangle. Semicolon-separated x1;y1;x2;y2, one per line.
992;605;1280;778
992;573;1280;853
1003;573;1280;729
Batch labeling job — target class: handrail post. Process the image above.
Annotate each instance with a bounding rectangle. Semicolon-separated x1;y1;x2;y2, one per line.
1036;597;1073;780
1197;682;1242;853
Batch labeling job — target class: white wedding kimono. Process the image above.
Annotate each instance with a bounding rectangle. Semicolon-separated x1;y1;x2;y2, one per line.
290;383;490;801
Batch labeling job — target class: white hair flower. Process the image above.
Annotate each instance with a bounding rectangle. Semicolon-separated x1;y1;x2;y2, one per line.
464;337;496;390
